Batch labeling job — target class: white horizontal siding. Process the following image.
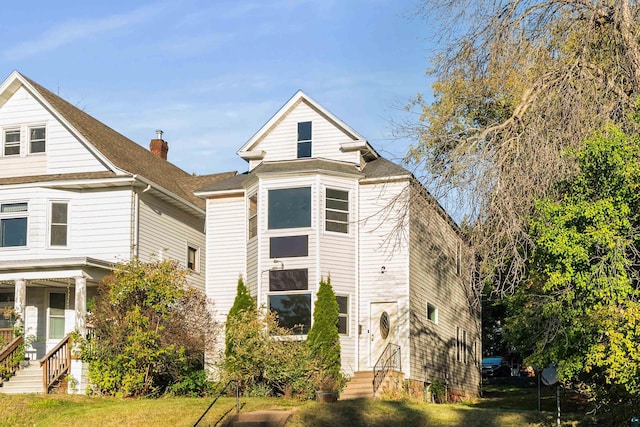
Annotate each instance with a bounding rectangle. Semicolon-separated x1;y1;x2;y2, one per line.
0;187;132;262
249;101;360;170
137;192;206;291
206;196;246;323
357;180;411;369
0;86;106;179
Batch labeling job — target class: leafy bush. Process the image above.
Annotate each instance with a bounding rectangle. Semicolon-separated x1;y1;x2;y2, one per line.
224;309;316;400
79;258;218;397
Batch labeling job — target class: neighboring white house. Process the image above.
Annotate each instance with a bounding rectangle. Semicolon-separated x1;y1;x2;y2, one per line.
0;71;233;392
195;91;482;398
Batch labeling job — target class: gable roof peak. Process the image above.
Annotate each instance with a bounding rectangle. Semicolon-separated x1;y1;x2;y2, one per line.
237;90;379;160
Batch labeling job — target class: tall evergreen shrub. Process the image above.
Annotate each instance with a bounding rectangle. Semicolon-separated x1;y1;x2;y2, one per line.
225;276;255;358
306;277;341;378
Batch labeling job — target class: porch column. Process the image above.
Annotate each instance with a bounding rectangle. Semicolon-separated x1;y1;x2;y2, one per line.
74;276;87;336
14;278;26;329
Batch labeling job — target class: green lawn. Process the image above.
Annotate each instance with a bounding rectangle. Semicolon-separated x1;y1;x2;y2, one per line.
0;378;589;427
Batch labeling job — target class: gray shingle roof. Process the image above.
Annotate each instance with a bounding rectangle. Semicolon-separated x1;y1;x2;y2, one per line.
195;157;412;194
18;74;233;209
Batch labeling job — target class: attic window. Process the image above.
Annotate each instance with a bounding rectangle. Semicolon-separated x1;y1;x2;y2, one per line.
4;129;20;156
29;127;46;154
297;121;312;158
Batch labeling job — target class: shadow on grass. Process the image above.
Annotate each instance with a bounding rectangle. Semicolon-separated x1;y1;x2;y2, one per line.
290;398;557;427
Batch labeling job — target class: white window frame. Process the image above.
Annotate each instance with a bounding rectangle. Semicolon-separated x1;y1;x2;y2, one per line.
48;201;69;248
248;193;258;240
29;125;46;154
324;187;349;235
426;302;438;324
187;245;199;273
47;291;67;340
297;121;312;158
336;294;349;336
0;201;28;248
3;128;21;156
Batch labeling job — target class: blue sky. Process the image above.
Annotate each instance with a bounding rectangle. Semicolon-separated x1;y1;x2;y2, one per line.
0;0;436;176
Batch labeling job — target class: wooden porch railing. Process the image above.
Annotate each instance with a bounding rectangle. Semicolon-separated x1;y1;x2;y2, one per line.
0;328;13;346
40;333;72;393
373;343;401;393
0;335;24;383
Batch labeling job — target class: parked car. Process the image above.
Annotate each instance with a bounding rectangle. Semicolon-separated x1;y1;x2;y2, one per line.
482;356;511;377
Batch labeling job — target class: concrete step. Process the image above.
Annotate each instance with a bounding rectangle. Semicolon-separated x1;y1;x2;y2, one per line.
221;411;292;427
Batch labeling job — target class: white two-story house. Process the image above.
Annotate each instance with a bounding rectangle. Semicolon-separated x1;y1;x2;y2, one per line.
195;91;482;398
0;71;232;391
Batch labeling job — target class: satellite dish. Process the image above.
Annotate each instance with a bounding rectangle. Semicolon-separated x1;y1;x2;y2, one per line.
541;364;558;386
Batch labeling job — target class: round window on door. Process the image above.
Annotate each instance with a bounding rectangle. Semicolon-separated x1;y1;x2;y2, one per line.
380;311;390;339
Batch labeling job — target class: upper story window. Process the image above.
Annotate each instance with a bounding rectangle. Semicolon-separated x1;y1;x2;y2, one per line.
0;202;28;247
49;202;68;247
297;121;312;158
4;129;20;156
268;187;311;229
325;188;349;234
248;194;258;239
29;127;46;154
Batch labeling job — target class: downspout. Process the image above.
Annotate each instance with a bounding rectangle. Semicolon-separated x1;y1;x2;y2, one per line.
355;179;360;373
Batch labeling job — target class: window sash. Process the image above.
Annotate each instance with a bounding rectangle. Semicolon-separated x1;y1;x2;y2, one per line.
268;293;311;335
29;127;46;153
268;187;311;229
248;195;258;239
325;189;349;234
1;217;27;247
48;293;66;340
187;247;198;271
50;202;68;247
337;295;349;335
4;129;20;156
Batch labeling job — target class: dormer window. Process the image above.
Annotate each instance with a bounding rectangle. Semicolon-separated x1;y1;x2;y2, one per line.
297;121;312;158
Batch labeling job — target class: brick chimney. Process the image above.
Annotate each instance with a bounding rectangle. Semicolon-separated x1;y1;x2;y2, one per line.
149;130;168;160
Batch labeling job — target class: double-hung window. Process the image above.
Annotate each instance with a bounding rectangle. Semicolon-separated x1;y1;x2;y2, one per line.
325;188;349;233
268;268;311;334
50;202;68;247
297;121;312;158
4;129;20;156
29;127;46;154
0;202;28;247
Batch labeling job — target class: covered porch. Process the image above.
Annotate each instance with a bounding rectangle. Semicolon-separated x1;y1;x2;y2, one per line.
0;257;113;358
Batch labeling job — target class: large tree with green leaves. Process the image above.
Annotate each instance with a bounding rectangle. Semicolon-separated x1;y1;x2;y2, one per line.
507;126;640;408
404;0;640;295
83;258;217;397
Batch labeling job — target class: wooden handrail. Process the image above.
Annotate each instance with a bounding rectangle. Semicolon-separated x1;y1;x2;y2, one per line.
0;335;24;383
0;328;13;346
373;343;401;393
40;333;72;393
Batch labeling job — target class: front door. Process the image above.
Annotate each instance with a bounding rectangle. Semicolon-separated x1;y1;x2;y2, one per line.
369;302;398;367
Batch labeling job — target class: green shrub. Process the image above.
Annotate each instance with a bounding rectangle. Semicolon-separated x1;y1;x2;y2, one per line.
79;258;218;397
306;277;342;387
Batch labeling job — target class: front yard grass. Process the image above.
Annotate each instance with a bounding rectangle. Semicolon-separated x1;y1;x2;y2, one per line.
0;378;589;426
